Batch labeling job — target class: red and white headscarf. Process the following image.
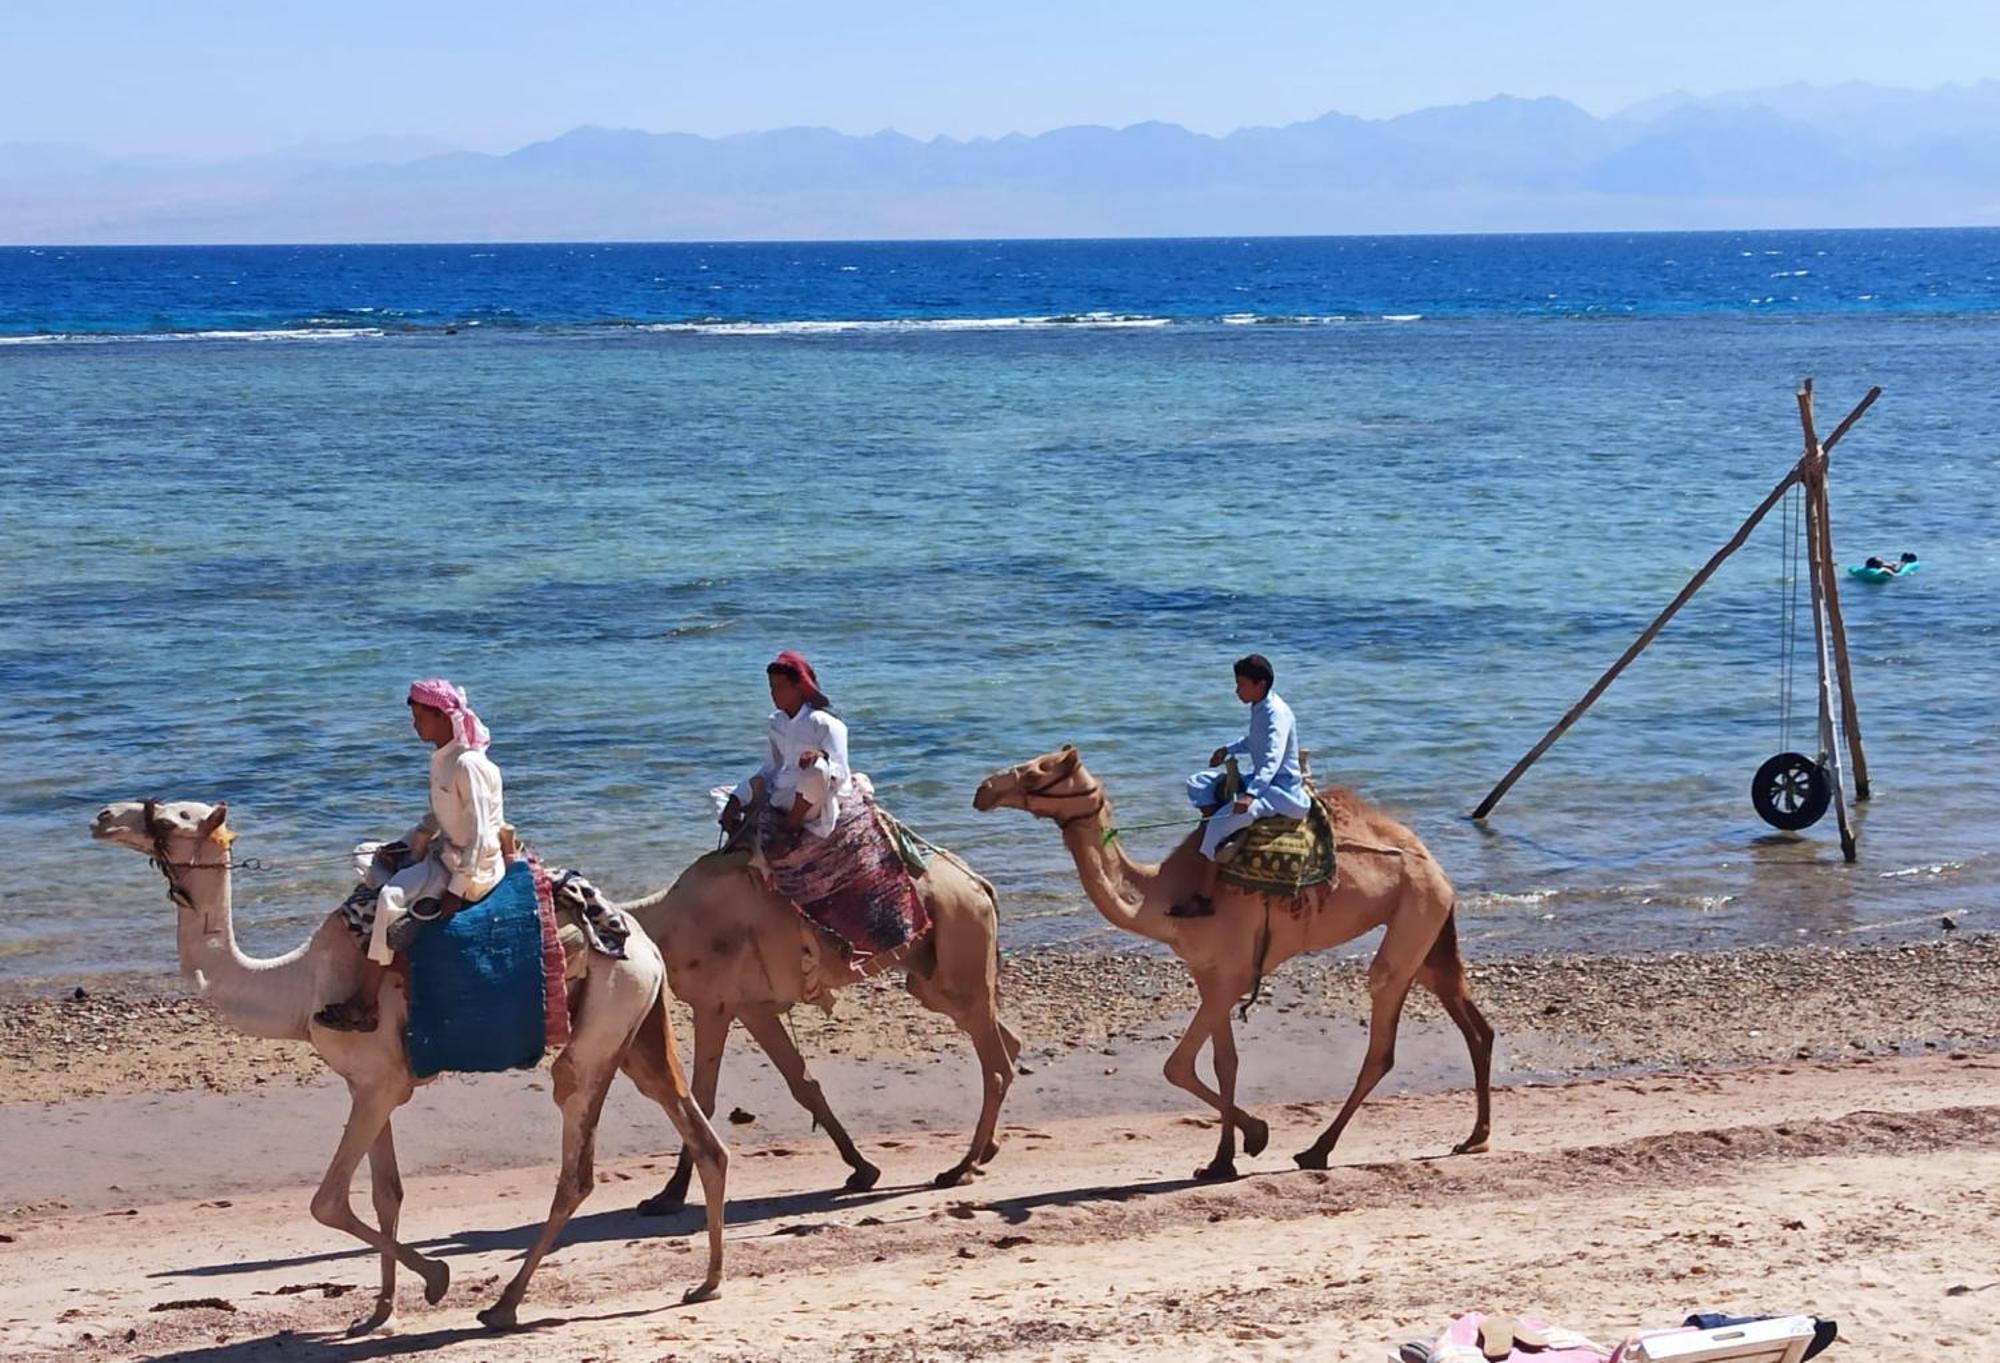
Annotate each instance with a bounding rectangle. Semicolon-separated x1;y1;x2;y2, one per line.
407;677;491;750
769;650;829;708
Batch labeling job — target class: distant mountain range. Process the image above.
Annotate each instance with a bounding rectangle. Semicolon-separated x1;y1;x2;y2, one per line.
8;81;2000;243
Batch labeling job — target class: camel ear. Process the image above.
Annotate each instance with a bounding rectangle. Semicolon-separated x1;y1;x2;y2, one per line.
1058;744;1078;768
198;802;232;846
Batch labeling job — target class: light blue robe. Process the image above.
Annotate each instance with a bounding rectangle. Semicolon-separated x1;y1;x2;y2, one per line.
1185;691;1312;860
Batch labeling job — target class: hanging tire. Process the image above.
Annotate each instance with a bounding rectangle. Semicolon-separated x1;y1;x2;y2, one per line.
1752;751;1832;831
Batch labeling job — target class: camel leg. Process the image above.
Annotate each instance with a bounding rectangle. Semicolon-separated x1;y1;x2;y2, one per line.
1196;1002;1247;1182
1419;912;1495;1155
638;1002;730;1216
998;1018;1024;1072
737;1005;882;1192
1294;899;1441;1170
619;996;728;1303
904;968;1017;1187
308;1079;447;1322
347;1122;406;1336
1161;981;1270;1164
478;1051;617;1330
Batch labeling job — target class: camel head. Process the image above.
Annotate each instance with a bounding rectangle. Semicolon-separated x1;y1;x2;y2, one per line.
91;799;233;862
972;745;1102;823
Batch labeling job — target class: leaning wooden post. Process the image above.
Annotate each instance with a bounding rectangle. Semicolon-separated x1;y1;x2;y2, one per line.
1470;462;1801;819
1811;387;1882;800
1796;384;1857;862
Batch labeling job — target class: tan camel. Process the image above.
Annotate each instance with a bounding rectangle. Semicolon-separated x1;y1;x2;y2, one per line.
972;746;1493;1180
89;798;728;1333
618;841;1021;1213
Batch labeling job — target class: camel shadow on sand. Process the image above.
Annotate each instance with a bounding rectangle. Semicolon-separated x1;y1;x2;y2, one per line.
130;1304;679;1363
145;1180;930;1281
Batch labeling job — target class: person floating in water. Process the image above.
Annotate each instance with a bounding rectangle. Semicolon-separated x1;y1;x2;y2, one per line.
1862;552;1918;575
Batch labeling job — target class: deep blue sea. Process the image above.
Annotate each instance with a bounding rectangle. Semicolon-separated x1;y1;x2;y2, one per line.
2;231;1997;982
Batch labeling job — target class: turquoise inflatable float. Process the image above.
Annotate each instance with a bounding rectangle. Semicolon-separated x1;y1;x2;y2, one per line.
1848;557;1919;583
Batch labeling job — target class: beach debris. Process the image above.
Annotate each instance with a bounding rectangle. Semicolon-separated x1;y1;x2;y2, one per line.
1942;916;1958;931
727;1106;757;1125
263;1282;355;1298
72;987;89;1001
992;1234;1032;1249
151;1298;236;1313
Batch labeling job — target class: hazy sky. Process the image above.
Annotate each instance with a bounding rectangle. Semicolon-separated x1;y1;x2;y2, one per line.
5;0;1996;157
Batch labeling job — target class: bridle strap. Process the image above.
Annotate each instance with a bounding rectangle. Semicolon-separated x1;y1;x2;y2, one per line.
1019;766;1106;829
141;799;231;911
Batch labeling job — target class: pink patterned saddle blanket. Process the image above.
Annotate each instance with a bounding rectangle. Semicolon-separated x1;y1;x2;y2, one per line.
755;790;932;976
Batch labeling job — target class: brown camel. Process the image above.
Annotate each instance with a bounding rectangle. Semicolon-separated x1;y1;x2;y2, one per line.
89;798;728;1332
619;839;1021;1213
972;746;1493;1180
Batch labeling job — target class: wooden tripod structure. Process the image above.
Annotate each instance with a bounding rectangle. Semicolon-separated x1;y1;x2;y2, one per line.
1471;379;1881;862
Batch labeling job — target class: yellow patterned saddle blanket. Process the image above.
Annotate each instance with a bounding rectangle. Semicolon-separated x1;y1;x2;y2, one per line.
1216;791;1337;896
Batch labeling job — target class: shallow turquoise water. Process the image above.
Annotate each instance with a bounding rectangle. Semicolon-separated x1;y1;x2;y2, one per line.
2;306;1996;979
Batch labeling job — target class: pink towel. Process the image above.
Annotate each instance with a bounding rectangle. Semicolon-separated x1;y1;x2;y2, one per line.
1428;1312;1611;1363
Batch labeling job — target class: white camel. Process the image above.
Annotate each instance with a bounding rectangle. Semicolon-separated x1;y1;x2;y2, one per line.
90;797;727;1333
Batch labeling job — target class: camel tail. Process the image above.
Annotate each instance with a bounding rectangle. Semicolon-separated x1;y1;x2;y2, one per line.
658;985;692;1095
1425;903;1466;972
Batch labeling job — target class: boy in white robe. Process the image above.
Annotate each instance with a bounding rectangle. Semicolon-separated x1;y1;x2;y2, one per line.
719;650;853;842
315;678;505;1033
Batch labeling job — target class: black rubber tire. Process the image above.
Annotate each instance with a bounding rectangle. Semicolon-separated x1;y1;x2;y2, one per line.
1752;751;1833;831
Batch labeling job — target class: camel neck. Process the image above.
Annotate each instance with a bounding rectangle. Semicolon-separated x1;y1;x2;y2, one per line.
173;862;317;1042
1056;796;1178;946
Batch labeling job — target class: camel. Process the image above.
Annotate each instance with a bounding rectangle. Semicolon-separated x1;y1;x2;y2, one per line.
972;746;1493;1180
89;798;728;1333
618;837;1021;1213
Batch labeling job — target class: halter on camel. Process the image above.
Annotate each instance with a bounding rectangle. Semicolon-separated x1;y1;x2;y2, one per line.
141;799;243;913
1014;753;1106;829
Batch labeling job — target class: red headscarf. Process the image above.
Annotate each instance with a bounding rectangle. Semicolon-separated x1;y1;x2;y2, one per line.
768;650;829;708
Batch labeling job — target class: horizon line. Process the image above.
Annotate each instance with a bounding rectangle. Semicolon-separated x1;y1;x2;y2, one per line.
7;222;2000;252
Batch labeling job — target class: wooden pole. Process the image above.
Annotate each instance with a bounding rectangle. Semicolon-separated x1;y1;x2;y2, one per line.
1811;389;1881;800
1471;462;1800;819
1471;382;1883;822
1797;386;1857;861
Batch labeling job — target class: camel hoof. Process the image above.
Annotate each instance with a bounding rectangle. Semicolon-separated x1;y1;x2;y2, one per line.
419;1258;450;1306
932;1164;975;1189
344;1300;395;1337
1240;1117;1270;1158
1453;1137;1491;1155
476;1302;518;1332
637;1188;688;1217
682;1281;720;1306
1292;1148;1329;1171
978;1139;1000;1165
1192;1160;1238;1183
843;1163;882;1193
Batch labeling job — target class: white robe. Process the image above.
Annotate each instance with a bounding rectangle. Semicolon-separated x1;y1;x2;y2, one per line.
364;739;506;965
732;705;852;839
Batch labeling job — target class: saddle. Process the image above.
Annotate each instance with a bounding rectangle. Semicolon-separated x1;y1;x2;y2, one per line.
1204;762;1337;896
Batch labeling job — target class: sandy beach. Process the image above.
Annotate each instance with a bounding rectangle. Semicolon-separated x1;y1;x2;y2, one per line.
3;931;1996;1360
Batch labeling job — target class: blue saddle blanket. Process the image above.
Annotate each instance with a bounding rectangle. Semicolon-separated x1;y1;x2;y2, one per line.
405;860;549;1080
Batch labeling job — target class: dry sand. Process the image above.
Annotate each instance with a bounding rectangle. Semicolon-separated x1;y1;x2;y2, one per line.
2;934;1996;1360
